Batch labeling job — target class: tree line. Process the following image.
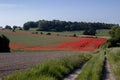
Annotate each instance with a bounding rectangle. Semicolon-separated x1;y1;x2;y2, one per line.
23;20;117;31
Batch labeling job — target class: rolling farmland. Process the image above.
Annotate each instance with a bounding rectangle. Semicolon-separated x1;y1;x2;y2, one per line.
1;30;114;80
0;51;83;78
0;30;107;51
0;0;119;79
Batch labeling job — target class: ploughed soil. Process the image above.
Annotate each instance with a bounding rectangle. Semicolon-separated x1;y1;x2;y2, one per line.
0;51;80;78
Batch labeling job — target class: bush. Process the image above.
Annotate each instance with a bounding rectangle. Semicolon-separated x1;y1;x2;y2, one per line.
73;34;77;37
83;29;96;36
0;35;10;52
32;32;38;34
57;34;59;36
108;26;120;47
46;33;51;35
40;32;43;35
107;38;119;48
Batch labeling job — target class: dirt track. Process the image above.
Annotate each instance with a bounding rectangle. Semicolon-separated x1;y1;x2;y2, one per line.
102;55;116;80
0;51;79;78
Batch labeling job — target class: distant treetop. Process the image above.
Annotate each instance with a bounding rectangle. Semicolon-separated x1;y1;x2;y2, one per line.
23;20;118;31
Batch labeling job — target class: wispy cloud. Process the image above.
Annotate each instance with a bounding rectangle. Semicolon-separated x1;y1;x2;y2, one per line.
0;3;23;8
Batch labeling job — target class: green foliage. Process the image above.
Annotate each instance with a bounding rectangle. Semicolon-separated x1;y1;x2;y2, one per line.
5;25;12;30
12;26;21;32
107;38;118;47
0;34;10;52
23;21;37;30
83;29;96;36
109;26;118;38
96;29;110;37
32;32;38;34
76;51;105;80
46;32;51;35
40;32;43;35
108;26;120;47
23;20;116;32
0;32;76;47
73;34;77;37
3;54;92;80
114;28;120;40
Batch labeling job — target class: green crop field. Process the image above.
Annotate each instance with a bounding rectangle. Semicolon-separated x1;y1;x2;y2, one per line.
96;29;111;39
0;30;78;46
0;29;109;52
29;29;110;37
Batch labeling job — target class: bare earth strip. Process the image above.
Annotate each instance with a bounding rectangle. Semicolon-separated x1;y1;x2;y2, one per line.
63;62;87;80
0;51;79;78
102;55;116;80
103;61;116;80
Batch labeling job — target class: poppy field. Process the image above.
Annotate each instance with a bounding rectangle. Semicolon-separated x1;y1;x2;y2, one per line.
0;30;107;51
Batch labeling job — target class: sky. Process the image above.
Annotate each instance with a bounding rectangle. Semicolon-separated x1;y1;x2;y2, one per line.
0;0;120;27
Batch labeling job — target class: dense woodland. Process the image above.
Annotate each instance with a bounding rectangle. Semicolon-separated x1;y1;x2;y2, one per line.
23;20;117;31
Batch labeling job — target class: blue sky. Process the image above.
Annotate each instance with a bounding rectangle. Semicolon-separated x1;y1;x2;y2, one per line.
0;0;120;27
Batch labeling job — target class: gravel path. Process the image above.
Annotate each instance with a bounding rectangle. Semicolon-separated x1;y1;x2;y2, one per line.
0;51;79;78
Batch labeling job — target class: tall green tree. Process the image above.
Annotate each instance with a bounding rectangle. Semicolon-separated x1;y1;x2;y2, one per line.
23;21;37;30
108;26;120;47
109;26;119;38
5;25;12;30
0;35;10;52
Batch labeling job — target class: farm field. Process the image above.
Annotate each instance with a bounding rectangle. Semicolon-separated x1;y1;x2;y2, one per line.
0;30;107;51
0;51;83;78
29;28;111;38
3;53;92;80
1;50;118;80
0;0;119;79
0;29;120;80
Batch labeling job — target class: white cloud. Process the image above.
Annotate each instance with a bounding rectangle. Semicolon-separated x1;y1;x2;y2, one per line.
0;3;23;8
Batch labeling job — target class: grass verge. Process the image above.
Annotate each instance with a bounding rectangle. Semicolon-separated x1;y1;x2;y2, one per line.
107;49;120;80
3;53;92;80
76;51;105;80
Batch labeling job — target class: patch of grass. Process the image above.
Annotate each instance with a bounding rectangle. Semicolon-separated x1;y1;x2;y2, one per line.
0;31;78;46
107;49;120;80
0;30;109;46
96;29;110;36
10;49;62;52
29;28;39;31
96;29;111;39
76;50;105;80
3;53;92;80
29;30;83;36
